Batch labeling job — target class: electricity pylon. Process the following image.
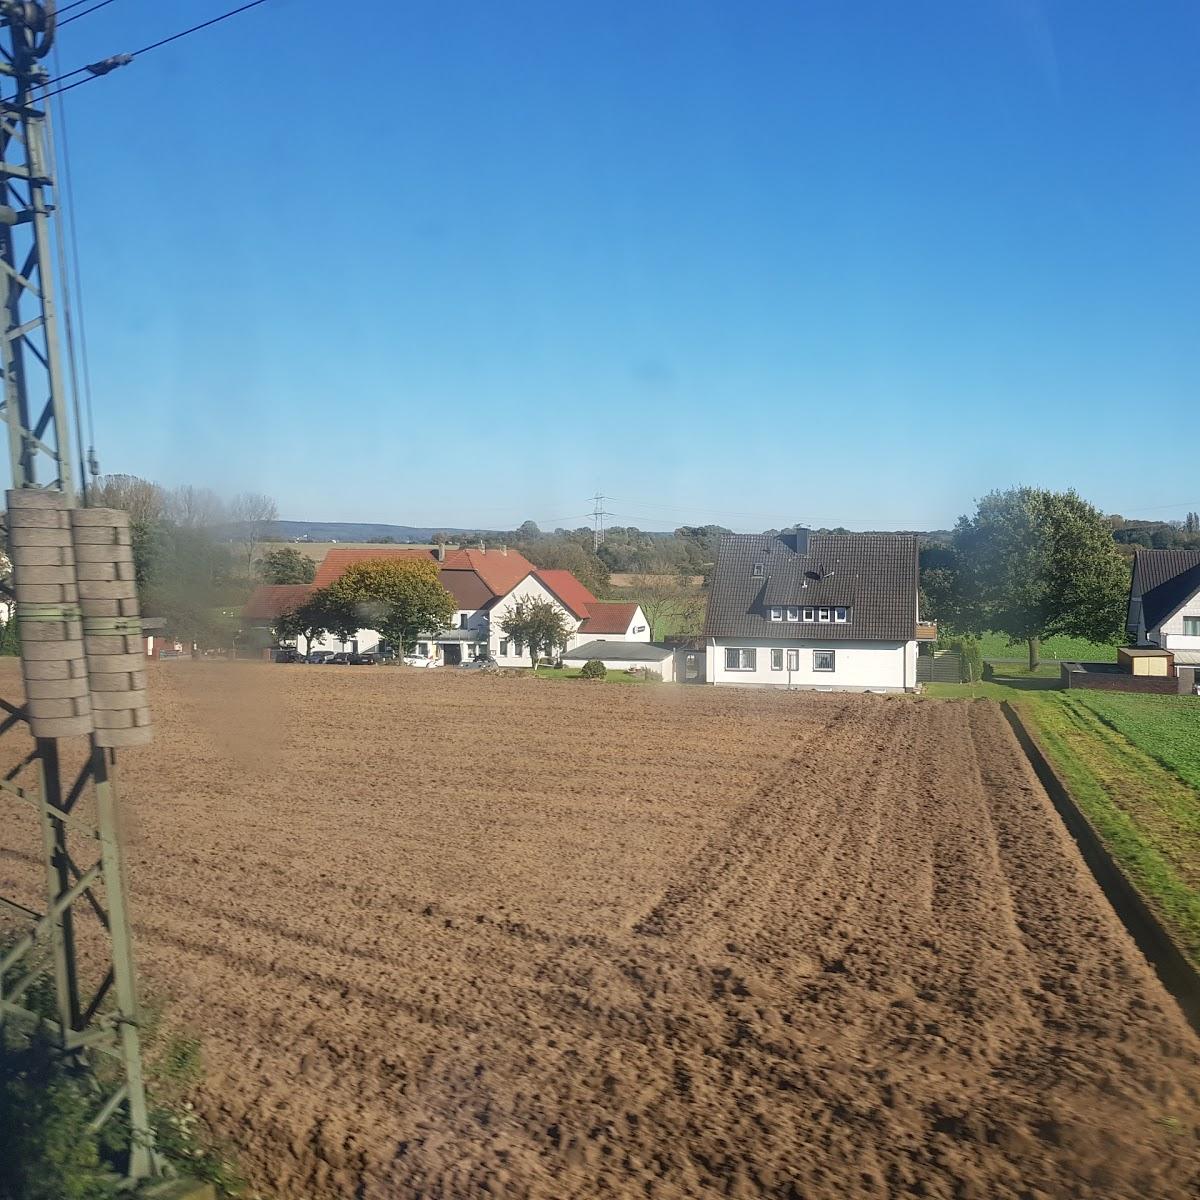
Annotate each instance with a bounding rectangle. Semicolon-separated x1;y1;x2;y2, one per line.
0;1;159;1185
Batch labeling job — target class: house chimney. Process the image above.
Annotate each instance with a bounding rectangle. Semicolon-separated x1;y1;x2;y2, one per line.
794;526;810;557
502;544;508;556
436;543;446;563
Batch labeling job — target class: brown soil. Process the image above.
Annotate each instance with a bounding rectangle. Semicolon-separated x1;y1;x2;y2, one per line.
3;662;1199;1199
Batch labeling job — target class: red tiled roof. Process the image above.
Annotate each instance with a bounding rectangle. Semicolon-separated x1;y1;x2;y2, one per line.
447;548;536;596
311;546;535;598
534;570;598;619
312;547;436;588
243;584;312;621
579;601;639;635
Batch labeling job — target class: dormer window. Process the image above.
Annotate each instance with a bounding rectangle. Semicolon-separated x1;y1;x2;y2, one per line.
753;563;764;578
802;607;815;622
769;606;782;621
818;607;831;622
785;606;799;622
834;607;848;623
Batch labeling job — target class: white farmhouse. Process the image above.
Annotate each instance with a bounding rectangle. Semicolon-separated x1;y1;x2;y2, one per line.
704;528;921;692
262;545;651;666
1126;549;1200;666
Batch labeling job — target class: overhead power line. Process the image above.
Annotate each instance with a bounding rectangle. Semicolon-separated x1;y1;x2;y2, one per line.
17;0;276;102
53;0;107;15
59;0;123;27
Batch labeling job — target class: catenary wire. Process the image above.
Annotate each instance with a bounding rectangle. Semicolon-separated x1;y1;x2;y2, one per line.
16;0;276;101
52;0;105;16
59;0;123;27
48;44;99;477
44;43;90;500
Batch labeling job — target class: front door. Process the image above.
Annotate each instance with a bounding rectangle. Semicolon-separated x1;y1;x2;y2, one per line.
443;643;462;666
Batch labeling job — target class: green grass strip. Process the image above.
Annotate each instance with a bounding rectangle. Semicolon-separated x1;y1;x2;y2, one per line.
1017;697;1200;967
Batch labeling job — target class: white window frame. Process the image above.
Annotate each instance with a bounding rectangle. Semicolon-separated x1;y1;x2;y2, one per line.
818;607;831;623
770;648;784;671
769;606;783;622
813;649;835;672
834;607;848;623
725;647;757;671
1184;616;1200;636
785;606;799;622
802;607;815;622
752;563;765;578
786;648;799;672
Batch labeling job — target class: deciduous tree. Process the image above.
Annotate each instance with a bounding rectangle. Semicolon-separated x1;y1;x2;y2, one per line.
325;559;455;654
278;592;332;656
499;597;572;671
953;487;1126;670
257;546;316;585
229;492;279;576
628;561;706;640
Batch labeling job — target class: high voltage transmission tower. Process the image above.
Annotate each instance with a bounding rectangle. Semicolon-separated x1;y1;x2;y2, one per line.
0;1;165;1189
590;491;610;551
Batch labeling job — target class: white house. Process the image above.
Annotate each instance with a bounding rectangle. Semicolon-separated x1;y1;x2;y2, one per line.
1126;549;1200;666
253;545;651;667
704;528;921;693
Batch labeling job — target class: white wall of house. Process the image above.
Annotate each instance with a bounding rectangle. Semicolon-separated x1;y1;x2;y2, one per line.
706;636;916;692
488;575;578;666
1154;587;1200;651
306;627;382;655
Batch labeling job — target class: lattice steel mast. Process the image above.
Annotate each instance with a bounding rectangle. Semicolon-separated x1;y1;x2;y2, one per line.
0;0;159;1186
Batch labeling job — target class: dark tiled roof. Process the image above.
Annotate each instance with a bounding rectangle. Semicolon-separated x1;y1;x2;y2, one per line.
1134;549;1200;630
439;569;494;611
563;639;672;662
704;531;918;642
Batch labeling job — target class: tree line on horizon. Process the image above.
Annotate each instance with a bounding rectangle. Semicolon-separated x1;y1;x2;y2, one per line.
0;472;1167;662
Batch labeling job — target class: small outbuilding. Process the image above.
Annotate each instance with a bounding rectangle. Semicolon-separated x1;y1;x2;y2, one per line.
562;639;676;681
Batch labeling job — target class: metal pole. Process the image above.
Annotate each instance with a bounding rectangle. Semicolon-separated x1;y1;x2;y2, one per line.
0;2;159;1184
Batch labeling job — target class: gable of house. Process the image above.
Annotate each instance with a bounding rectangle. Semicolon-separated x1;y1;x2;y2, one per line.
533;569;597;619
705;530;918;642
1130;549;1200;635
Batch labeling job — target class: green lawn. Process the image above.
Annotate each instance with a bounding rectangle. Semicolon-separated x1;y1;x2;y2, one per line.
1071;691;1200;792
974;631;1119;662
533;667;657;684
924;673;1200;968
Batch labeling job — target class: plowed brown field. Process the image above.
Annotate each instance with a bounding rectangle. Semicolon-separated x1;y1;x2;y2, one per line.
3;662;1200;1199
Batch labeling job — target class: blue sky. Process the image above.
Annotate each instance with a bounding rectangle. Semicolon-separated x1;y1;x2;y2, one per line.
55;0;1197;532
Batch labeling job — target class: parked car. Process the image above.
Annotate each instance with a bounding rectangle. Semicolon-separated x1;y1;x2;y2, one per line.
351;652;380;665
273;648;301;664
307;650;335;664
328;652;353;665
460;656;497;670
402;654;441;668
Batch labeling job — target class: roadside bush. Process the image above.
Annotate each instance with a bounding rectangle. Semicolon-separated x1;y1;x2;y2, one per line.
947;635;983;682
580;659;607;680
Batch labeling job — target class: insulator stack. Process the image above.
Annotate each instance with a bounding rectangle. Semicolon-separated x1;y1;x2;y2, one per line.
6;489;93;738
69;507;153;748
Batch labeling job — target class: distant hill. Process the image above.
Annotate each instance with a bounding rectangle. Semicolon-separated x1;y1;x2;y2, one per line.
269;520;504;543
